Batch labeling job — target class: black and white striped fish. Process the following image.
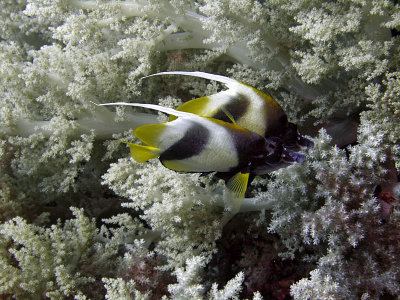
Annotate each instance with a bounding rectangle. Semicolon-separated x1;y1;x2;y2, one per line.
143;71;313;151
95;102;296;202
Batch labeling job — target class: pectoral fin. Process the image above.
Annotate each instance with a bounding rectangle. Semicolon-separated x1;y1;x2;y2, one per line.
221;107;237;125
227;172;250;205
120;141;160;163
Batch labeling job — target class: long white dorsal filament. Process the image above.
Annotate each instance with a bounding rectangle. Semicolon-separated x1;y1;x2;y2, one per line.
141;71;239;89
94;101;199;119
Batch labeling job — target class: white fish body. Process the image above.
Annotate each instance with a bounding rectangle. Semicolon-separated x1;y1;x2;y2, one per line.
96;102;261;173
146;71;285;138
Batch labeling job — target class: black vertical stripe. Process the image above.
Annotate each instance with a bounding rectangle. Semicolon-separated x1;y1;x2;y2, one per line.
222;125;266;172
264;111;288;138
211;94;249;123
160;122;209;161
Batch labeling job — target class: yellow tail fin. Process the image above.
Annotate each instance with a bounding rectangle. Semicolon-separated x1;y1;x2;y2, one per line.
120;141;160;163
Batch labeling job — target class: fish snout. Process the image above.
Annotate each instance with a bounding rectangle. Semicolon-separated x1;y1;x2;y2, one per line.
282;150;306;164
298;137;314;150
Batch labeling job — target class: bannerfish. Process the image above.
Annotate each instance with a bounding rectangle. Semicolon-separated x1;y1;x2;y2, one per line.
95;102;305;203
142;71;313;151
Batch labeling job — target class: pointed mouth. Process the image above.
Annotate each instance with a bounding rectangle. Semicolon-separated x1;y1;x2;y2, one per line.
250;148;306;175
283;150;305;163
284;136;314;151
298;137;314;150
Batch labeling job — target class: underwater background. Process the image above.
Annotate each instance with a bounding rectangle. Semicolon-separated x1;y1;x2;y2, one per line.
1;1;400;299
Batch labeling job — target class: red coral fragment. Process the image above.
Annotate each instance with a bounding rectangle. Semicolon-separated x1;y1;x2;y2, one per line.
378;192;396;217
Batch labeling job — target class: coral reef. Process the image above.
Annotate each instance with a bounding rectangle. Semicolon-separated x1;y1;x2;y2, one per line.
1;0;399;299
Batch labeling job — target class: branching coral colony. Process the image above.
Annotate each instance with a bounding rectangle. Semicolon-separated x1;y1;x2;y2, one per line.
1;1;399;299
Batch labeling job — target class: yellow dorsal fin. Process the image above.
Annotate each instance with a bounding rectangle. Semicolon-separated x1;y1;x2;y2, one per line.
133;123;167;146
119;141;160;163
227;172;249;206
169;96;211;121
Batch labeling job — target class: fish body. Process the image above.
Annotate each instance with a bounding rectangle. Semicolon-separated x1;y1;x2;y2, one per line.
169;82;287;139
96;102;287;201
137;116;275;174
99;102;275;173
145;71;309;149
